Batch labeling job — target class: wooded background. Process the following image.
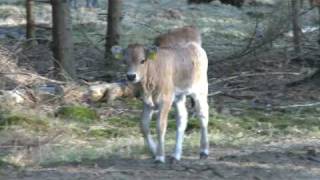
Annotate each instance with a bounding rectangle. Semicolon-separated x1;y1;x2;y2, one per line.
1;0;320;179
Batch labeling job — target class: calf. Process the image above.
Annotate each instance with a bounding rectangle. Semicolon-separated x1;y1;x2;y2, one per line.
112;42;209;163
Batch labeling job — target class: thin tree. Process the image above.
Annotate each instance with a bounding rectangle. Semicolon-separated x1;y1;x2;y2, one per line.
106;0;122;55
51;0;76;80
316;0;320;44
26;0;36;45
287;0;320;86
291;0;301;56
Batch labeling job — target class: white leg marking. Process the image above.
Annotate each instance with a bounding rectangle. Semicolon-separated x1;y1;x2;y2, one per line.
172;95;188;161
155;156;165;163
141;104;156;155
155;99;171;163
156;118;166;163
193;93;209;156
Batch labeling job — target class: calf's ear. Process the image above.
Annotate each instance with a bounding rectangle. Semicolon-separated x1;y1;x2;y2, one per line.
111;46;124;60
146;46;158;61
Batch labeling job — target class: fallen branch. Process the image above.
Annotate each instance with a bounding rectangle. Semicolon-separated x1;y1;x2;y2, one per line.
276;102;320;109
87;81;141;103
0;72;66;85
210;72;301;84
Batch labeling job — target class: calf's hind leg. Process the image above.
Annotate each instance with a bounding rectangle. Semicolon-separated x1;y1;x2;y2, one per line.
193;93;209;159
172;95;188;161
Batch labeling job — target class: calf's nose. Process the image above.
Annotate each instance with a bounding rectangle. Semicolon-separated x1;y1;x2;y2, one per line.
127;74;136;81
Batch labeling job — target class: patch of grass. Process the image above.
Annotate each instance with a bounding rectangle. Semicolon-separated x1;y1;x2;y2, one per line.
88;126;128;138
124;98;143;109
0;158;18;168
38;137;146;167
56;105;99;124
39;146;105;167
0;159;5;167
86;116;140;139
106;116;139;127
240;109;320;133
0;113;49;131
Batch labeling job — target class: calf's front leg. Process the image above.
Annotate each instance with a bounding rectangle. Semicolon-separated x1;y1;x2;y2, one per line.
141;104;156;156
155;99;172;163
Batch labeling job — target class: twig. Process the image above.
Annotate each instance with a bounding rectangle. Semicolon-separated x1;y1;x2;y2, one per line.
131;21;162;34
208;91;223;97
220;3;316;62
34;0;50;3
13;37;51;48
210;72;301;84
276;102;320;109
77;23;105;54
0;72;66;85
226;5;261;60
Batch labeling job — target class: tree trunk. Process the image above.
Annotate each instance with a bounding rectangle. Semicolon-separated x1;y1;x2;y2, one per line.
51;0;76;80
318;6;320;45
26;0;36;45
299;0;304;8
291;0;302;56
105;0;122;55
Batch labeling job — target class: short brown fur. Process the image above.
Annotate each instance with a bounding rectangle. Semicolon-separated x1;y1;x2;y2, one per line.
154;26;202;47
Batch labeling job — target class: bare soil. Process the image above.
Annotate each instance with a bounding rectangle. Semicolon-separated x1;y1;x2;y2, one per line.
1;138;320;180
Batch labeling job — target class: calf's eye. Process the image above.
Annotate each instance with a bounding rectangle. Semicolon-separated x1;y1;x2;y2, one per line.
140;59;146;64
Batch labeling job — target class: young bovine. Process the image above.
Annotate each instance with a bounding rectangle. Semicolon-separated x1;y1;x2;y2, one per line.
112;42;209;163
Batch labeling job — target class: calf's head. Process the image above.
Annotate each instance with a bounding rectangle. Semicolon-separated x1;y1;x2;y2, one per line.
111;44;157;83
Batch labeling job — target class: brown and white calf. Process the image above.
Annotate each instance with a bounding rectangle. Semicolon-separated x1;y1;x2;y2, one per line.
112;43;209;163
112;40;208;164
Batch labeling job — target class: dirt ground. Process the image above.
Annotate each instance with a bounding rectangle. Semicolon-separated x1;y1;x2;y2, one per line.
1;138;320;180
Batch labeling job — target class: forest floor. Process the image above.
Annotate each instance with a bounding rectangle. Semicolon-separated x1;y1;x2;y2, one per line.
2;138;320;180
1;0;320;179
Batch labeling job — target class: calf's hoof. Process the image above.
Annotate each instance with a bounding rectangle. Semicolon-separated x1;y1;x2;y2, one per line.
169;156;180;165
154;156;165;164
154;159;165;164
200;152;209;160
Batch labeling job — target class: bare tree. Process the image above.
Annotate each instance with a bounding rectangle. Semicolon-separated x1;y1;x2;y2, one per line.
316;1;320;44
105;0;122;55
291;0;301;56
51;0;76;80
26;0;36;45
318;6;320;45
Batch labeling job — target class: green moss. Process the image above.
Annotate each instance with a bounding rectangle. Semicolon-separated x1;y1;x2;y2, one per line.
125;98;143;109
0;114;49;131
88;128;127;138
86;116;140;138
56;106;99;124
0;159;4;167
106;116;139;127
